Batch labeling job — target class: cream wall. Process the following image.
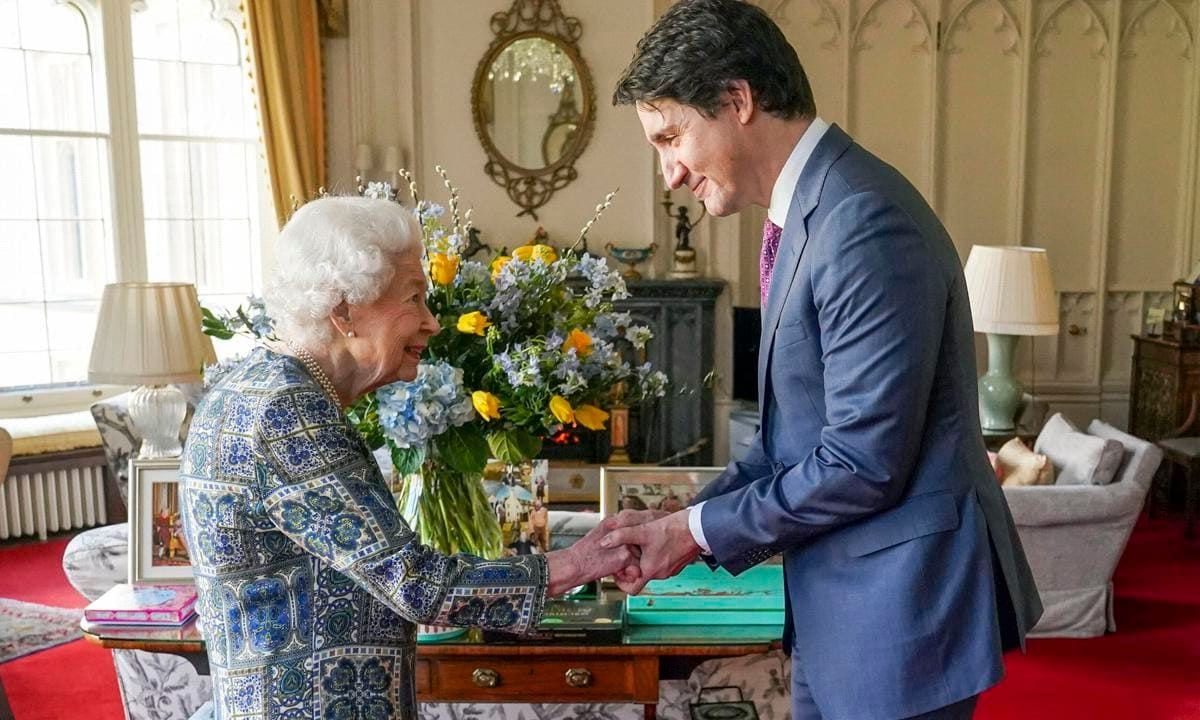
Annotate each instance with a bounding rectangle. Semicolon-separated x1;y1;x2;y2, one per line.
326;0;1200;456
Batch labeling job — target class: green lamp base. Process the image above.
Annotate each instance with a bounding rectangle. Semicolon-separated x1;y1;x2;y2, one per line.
979;333;1023;432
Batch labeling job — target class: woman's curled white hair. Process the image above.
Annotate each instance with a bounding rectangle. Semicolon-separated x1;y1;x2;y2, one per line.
265;197;422;346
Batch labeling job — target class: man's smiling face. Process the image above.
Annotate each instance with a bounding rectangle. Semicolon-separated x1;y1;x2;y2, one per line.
637;94;755;217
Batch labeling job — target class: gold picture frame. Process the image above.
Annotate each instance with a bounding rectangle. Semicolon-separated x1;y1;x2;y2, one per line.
599;465;724;517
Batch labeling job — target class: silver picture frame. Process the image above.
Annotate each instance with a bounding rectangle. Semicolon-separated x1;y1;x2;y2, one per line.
128;457;194;584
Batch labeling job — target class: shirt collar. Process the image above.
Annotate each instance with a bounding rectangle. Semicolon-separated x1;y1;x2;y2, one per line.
768;116;830;229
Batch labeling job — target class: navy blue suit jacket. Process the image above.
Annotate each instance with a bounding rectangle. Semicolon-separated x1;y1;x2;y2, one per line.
694;125;1042;718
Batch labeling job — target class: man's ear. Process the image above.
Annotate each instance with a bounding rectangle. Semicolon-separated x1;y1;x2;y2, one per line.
726;79;756;125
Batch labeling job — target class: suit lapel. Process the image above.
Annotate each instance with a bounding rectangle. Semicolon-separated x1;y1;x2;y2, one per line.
757;125;855;434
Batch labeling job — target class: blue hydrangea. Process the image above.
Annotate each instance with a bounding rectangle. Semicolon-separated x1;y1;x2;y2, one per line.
376;361;474;449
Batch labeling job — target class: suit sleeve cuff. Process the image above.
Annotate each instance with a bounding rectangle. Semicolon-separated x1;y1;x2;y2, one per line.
688;502;712;555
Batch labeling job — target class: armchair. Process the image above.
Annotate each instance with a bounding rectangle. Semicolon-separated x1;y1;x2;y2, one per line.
1002;419;1162;637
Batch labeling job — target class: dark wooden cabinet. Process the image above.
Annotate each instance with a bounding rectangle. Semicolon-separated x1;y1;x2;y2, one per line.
1128;335;1200;441
617;279;725;466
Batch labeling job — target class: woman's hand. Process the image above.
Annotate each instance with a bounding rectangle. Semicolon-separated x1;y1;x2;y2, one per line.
545;521;640;596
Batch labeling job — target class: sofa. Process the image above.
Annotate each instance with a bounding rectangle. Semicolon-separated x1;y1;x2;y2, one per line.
64;394;790;720
1001;416;1162;638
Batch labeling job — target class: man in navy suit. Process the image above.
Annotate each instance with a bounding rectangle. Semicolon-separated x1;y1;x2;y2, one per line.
602;1;1043;717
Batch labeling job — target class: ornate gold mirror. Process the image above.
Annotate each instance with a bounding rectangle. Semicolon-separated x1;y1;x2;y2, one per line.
472;0;595;219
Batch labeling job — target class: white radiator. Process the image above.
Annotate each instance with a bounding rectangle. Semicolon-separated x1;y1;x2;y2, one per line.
0;458;107;541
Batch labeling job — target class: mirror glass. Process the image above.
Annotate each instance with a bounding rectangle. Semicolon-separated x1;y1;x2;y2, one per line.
482;36;582;171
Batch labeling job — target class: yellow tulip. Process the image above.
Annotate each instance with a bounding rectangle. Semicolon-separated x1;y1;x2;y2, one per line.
574;404;609;431
472;391;501;421
562;328;593;357
490;255;512;279
549;395;574;424
456;311;492;336
513;244;557;264
429;252;460;286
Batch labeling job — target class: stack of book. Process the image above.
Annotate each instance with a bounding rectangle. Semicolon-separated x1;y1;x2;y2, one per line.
483;598;624;644
84;583;198;626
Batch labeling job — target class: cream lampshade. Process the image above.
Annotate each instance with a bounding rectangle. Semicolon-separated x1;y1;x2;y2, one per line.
963;246;1060;431
88;282;216;458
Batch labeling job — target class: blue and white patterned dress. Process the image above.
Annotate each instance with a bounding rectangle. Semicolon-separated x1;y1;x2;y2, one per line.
179;347;548;719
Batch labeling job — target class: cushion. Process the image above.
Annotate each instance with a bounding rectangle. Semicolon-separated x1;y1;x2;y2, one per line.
1034;413;1124;486
1087;419;1163;491
996;437;1055;487
1;410;102;457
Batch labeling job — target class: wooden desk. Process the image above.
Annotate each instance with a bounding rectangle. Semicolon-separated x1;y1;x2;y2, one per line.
1156;437;1200;538
80;619;780;719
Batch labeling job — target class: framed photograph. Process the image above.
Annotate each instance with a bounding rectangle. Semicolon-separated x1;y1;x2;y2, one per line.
600;465;724;517
546;461;601;504
482;459;551;556
128;457;193;584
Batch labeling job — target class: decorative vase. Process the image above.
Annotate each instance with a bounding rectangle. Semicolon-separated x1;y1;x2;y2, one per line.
395;457;504;642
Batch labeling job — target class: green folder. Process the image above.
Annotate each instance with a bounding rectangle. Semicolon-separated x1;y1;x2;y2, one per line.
624;562;784;625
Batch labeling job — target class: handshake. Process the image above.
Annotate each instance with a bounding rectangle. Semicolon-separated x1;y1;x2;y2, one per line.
545;508;702;596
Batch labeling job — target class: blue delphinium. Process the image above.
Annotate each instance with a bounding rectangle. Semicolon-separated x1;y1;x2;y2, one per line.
376;361;475;449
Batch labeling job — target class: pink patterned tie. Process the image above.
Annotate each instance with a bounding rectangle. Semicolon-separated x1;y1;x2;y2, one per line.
760;218;783;307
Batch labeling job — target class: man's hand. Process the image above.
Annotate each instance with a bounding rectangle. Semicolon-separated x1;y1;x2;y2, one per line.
545;518;639;596
600;509;700;594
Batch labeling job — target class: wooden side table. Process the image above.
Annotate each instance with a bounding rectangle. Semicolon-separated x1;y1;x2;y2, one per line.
1155;437;1200;539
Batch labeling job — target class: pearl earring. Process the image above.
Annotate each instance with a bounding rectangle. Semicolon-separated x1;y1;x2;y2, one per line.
347;330;356;338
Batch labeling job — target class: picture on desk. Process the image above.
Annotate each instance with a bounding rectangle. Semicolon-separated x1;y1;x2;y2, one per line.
599;465;724;517
129;457;194;583
151;482;189;567
482;459;550;556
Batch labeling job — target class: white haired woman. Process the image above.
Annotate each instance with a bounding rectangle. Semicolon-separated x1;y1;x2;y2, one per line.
179;197;635;719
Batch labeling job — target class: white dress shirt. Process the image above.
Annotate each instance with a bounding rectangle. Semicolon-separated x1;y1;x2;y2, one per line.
688;116;831;554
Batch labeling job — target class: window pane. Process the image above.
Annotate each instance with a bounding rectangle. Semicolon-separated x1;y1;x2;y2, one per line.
190;142;248;218
0;220;42;301
140;140;192;218
40;220;109;300
131;0;180;61
0;302;50;351
0;50;28;127
25;50;95;131
45;298;98;351
17;0;88;54
195;219;252;293
0;136;36;218
0;351;52;386
145;219;195;282
134;59;187;135
48;348;88;383
31;136;106;219
0;0;18;48
179;0;239;65
185;63;246;137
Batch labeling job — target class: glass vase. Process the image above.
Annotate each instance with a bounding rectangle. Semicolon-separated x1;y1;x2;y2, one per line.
395;457;503;559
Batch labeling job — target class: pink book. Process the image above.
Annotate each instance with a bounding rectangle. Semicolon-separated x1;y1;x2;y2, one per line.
84;584;198;626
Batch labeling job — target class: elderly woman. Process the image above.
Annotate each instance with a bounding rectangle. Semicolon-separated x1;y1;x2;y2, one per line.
179;197;634;720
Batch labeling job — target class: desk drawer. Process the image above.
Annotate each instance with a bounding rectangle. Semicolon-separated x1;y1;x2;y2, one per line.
419;656;656;703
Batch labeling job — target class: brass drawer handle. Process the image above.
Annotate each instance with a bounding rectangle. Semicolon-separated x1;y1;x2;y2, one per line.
472;668;500;688
565;667;593;688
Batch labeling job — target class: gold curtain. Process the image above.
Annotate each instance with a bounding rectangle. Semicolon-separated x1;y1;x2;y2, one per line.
244;0;326;228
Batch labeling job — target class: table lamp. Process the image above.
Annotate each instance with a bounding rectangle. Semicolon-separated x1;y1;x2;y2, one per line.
88;282;216;458
963;246;1059;431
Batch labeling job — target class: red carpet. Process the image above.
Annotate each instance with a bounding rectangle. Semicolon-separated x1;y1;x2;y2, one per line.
0;532;123;720
978;517;1200;719
0;520;1196;719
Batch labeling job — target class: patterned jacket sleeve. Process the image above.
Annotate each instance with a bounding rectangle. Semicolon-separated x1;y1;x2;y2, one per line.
253;384;548;633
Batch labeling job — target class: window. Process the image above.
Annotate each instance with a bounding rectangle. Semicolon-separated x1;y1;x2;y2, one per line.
0;0;114;388
0;0;267;405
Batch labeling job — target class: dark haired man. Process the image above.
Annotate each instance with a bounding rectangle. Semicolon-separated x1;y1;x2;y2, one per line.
600;1;1042;718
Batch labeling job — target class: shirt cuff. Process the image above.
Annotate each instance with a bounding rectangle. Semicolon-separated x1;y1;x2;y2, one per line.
688;502;712;555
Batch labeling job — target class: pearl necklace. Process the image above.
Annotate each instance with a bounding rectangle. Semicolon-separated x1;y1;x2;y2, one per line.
285;340;343;408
